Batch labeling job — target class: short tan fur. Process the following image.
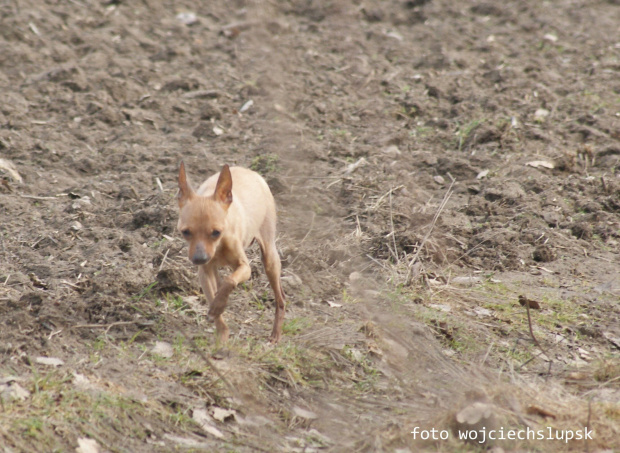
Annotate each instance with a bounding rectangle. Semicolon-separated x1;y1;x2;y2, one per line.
177;162;286;343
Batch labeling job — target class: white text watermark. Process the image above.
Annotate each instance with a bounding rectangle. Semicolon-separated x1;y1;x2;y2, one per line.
411;426;593;444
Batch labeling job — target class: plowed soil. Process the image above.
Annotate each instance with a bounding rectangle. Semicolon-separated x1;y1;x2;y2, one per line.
1;0;619;451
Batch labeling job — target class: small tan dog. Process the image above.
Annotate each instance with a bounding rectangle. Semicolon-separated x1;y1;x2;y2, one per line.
176;162;286;343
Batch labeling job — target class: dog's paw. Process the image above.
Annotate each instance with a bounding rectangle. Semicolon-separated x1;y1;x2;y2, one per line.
268;331;282;344
208;301;226;318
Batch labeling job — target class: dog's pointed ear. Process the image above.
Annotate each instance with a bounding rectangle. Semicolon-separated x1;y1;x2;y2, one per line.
177;161;195;208
214;164;233;207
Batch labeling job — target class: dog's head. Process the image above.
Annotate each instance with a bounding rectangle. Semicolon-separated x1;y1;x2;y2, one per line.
176;162;232;265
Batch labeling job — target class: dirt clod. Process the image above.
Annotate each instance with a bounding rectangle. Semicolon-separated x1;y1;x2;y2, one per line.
533;245;556;263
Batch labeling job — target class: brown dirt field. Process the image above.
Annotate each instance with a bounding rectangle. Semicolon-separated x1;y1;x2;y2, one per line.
1;0;619;451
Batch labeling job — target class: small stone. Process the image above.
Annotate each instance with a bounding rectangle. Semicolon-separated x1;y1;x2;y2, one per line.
534;109;550;122
176;12;198;26
151;341;174;358
542;211;562;227
543;33;558;43
453;402;498;446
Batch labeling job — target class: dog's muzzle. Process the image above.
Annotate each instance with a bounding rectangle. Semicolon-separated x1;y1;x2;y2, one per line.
191;245;210;265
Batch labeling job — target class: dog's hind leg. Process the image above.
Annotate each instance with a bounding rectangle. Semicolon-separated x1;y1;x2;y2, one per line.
258;230;286;343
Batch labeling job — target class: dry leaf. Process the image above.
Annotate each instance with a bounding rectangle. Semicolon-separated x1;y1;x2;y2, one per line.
473;307;493;318
0;382;30;401
293;406;317;420
76;438;100;453
35;357;64;367
239;100;253;113
526;404;556;419
526;160;554;169
451;276;482;285
518;295;541;310
212;407;236;423
0;158;23;183
193;408;224;438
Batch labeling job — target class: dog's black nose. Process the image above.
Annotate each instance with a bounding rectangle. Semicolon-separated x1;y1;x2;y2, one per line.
192;254;209;265
191;247;209;265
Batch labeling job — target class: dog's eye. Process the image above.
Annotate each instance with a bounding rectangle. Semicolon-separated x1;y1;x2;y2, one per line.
181;229;191;238
211;230;221;238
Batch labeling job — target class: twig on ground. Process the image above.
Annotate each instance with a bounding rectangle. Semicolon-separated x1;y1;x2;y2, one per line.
19;194;57;201
158;247;170;272
514;297;553;373
480;340;495;365
388;188;399;263
524;296;551;362
48;329;63;341
366;253;391;271
369;185;404;211
326;178;343;189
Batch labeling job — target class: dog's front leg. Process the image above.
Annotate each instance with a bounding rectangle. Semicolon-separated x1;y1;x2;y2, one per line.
208;251;251;318
199;262;230;343
198;261;219;304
